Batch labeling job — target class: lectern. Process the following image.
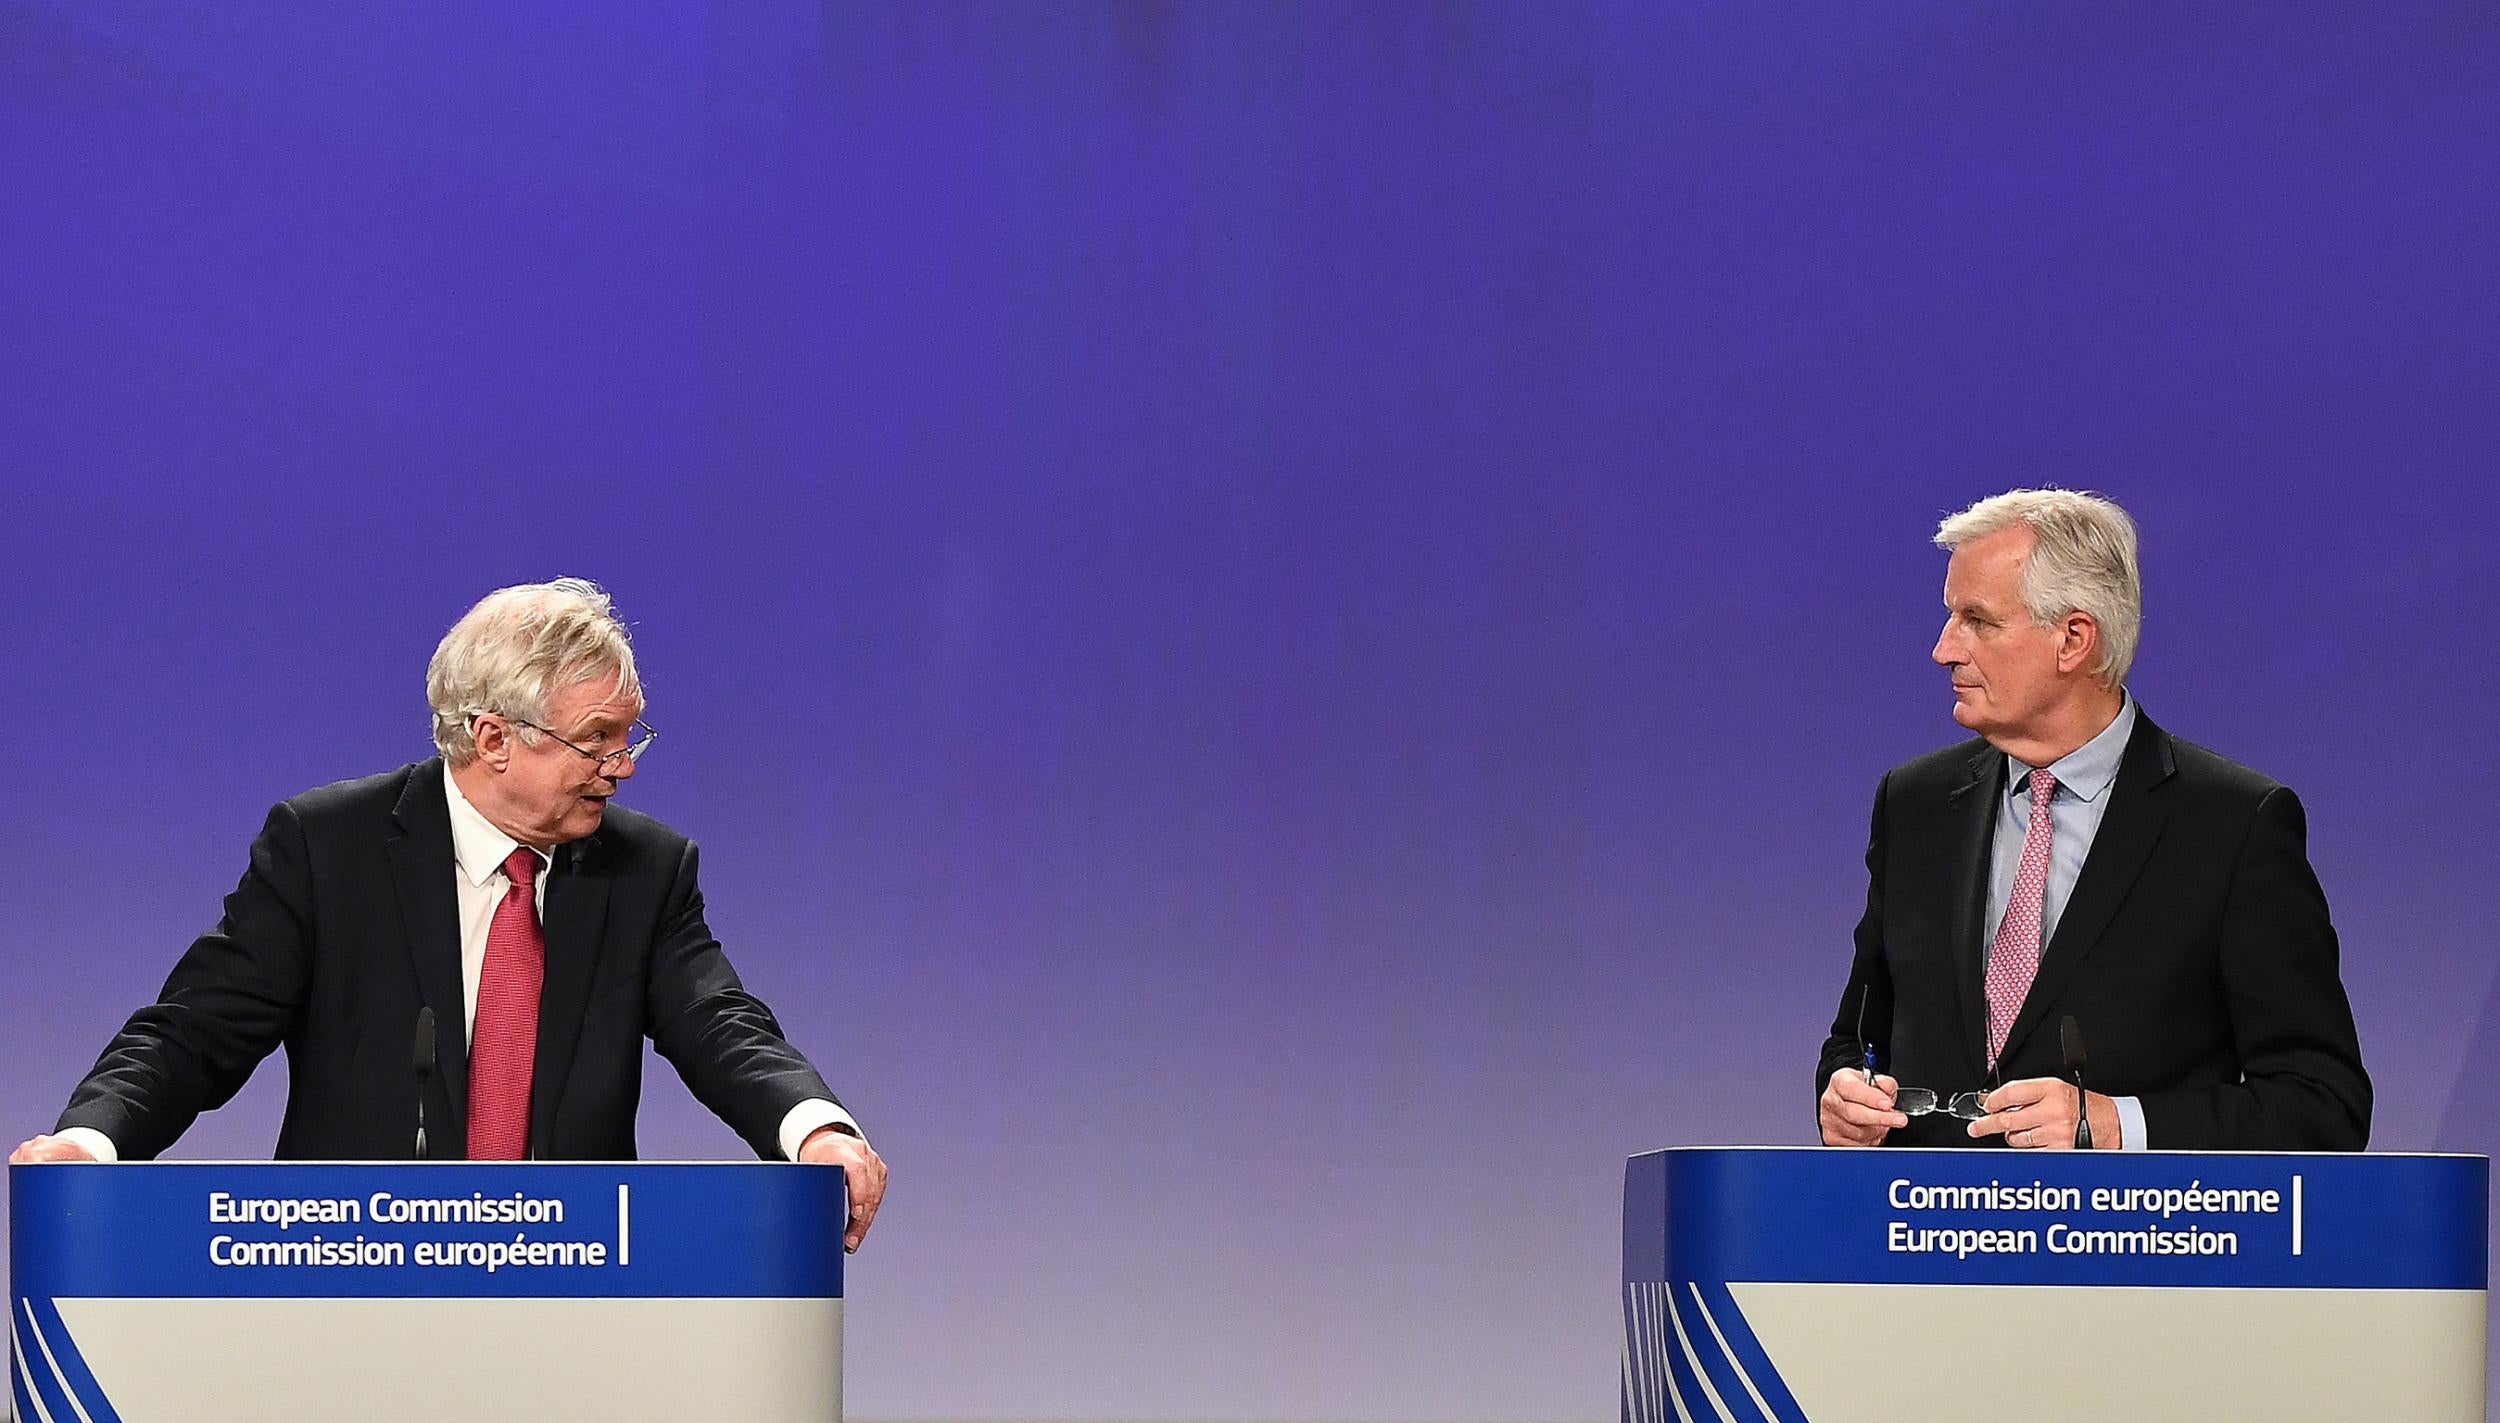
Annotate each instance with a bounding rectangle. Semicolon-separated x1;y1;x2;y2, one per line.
11;1161;845;1423
1623;1147;2487;1423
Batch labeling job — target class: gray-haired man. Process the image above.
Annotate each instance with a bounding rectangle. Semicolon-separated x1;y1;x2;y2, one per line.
1816;491;2369;1152
14;578;888;1251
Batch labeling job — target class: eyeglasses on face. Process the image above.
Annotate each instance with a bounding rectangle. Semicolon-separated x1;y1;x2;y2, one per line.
486;713;658;772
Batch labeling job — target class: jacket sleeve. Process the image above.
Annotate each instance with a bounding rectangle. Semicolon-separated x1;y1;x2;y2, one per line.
1816;773;1894;1132
2138;786;2372;1150
642;838;841;1159
56;801;316;1159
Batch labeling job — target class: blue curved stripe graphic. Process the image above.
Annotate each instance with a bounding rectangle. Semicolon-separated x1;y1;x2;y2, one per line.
1624;1283;1678;1423
14;1341;46;1423
1692;1281;1807;1423
16;1300;79;1423
1622;1288;1646;1423
1622;1284;1658;1423
1669;1283;1770;1423
1618;1289;1638;1423
20;1297;126;1423
1660;1288;1713;1420
1663;1286;1748;1423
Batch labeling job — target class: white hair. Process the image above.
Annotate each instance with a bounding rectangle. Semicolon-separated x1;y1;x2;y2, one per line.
1935;489;2141;689
427;578;642;766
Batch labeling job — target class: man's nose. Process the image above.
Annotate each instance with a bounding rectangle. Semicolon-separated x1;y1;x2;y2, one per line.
1931;621;1960;666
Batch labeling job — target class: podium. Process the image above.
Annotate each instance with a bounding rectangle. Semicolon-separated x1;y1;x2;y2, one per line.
1623;1147;2488;1423
10;1161;845;1423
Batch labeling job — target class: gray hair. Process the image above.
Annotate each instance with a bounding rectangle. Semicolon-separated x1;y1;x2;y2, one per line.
427;578;643;766
1934;489;2141;689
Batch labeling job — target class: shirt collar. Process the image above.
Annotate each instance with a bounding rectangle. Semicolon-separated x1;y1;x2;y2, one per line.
2008;690;2136;805
441;762;554;888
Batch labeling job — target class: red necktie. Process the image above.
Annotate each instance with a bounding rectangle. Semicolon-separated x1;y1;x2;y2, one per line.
468;847;544;1160
1984;768;2056;1069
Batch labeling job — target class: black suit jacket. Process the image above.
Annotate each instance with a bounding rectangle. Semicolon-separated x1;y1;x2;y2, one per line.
59;760;838;1160
1816;709;2370;1150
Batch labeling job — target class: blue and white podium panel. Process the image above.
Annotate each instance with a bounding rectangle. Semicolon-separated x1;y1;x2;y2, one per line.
1623;1147;2488;1423
10;1162;845;1423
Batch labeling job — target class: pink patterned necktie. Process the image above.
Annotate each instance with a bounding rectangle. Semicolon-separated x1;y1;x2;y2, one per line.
1984;768;2057;1069
468;847;544;1160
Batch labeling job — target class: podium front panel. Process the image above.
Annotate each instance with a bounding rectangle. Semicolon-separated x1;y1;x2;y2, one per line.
10;1161;845;1423
1622;1146;2488;1423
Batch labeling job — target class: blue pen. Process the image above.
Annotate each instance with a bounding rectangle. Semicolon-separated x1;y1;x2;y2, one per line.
1855;986;1878;1081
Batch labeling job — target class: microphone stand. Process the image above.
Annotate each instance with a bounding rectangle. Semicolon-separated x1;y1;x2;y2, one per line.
413;1006;437;1160
2061;1015;2091;1150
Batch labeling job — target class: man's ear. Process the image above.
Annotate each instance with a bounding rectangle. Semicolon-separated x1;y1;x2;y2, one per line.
471;715;513;770
2057;612;2101;677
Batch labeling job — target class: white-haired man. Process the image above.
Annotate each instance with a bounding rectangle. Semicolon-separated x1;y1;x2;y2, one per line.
1817;491;2369;1151
12;579;888;1251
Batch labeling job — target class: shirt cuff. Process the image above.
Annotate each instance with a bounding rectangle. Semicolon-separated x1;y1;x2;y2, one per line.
777;1099;862;1162
2113;1096;2148;1151
54;1127;120;1163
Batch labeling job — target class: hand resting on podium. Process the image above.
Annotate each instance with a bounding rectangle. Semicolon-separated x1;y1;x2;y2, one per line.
9;1133;101;1163
798;1122;889;1253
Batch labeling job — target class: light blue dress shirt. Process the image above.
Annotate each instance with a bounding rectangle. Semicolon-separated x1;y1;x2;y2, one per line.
1984;692;2150;1150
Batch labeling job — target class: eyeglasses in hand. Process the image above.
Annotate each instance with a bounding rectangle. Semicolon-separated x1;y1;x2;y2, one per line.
1891;1087;1989;1120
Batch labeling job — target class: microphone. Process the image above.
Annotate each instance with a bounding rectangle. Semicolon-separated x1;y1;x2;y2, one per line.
413;1007;437;1160
2060;1015;2091;1150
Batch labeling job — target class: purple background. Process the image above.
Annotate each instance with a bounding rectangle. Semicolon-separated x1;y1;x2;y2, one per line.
3;3;2494;1419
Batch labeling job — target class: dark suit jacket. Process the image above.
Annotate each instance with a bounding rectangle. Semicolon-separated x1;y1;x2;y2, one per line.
1816;709;2370;1150
59;760;838;1161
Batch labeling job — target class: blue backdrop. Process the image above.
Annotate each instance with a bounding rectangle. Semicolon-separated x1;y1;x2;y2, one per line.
4;4;2494;1419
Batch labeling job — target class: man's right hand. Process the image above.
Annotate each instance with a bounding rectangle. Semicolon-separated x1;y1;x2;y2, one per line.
1819;1069;1909;1146
8;1134;99;1164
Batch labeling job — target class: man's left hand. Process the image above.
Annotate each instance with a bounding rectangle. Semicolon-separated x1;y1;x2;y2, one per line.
799;1126;888;1252
1967;1077;2120;1149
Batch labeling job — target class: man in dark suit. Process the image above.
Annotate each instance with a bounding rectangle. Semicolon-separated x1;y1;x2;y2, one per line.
11;578;889;1250
1817;491;2369;1151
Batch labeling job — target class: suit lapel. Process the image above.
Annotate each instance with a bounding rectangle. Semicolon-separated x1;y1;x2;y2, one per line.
529;833;611;1158
386;761;469;1142
1945;743;2004;1080
1998;712;2177;1066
